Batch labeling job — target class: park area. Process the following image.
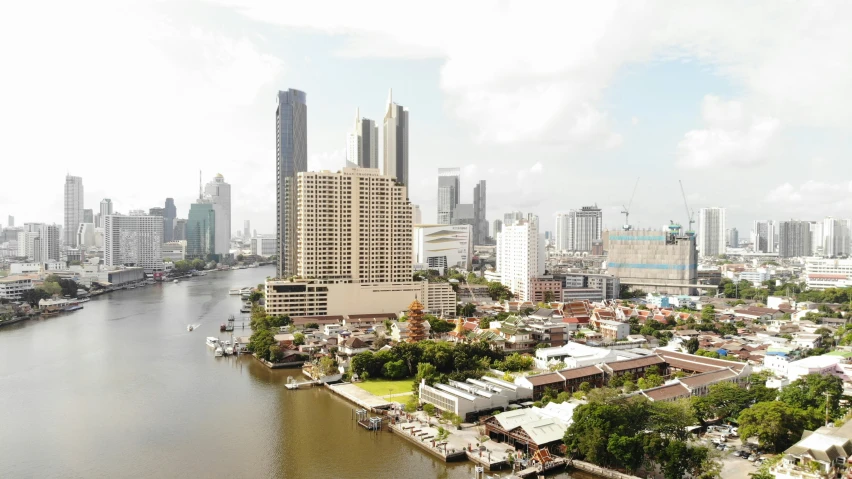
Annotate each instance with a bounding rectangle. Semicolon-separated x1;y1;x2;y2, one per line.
355;378;415;398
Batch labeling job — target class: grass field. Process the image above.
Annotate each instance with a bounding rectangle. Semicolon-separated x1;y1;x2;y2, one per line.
355;378;415;397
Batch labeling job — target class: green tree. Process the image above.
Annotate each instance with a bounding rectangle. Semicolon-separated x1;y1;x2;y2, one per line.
404;395;419;413
738;401;817;452
778;374;844;419
579;382;592;393
427;316;455;334
460;303;477;317
20;289;51;307
382;359;408;379
692;382;754;421
685;337;699;354
40;281;62;296
293;333;305;346
423;403;436;416
248;290;263;303
248;329;276;361
478;316;492;330
304;322;320;330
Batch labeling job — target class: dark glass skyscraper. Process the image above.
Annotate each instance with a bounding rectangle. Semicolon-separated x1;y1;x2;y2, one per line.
276;89;307;277
164;198;176;242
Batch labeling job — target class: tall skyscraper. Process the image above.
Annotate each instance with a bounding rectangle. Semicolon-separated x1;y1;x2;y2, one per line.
436;168;460;224
173;218;187;242
7;216;13;227
411;204;422;225
276;88;307;277
492;219;503;236
383;89;409;188
698;207;726;257
149;207;166;244
103;214;163;271
726;228;739;248
296;167;412;283
473;180;487;246
346;108;378;169
554;213;571;251
39;224;60;262
752;220;775;253
99;199;113;228
496;218;543;302
64;175;84;247
810;221;823;256
204;174;231;256
503;211;524;227
83;209;93;224
243;220;251;241
164;198;176;242
778;220;812;258
823;217;851;257
572;206;602;252
186;204;215;260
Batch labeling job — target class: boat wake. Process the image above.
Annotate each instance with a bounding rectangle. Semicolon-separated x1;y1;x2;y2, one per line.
186;323;201;331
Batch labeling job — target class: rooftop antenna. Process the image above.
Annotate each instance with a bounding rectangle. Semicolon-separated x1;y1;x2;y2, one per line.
621;177;640;231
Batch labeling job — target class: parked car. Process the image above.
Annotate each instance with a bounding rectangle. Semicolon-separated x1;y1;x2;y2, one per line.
748;455;758;462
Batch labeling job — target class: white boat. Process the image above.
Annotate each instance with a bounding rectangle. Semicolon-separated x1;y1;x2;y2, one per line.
206;337;219;348
240;303;252;313
225;346;234;355
214;347;224;357
229;288;241;295
173;279;179;284
187;325;194;332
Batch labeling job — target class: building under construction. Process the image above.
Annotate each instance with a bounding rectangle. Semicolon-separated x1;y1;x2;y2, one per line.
603;225;699;295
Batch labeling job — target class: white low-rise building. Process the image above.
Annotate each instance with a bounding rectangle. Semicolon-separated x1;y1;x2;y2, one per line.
418;376;532;419
787;355;844;382
9;263;41;274
251;234;276;257
0;275;34;300
533;341;635;370
413;224;471;274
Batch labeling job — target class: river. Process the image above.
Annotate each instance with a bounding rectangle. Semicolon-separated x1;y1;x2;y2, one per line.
0;265;596;479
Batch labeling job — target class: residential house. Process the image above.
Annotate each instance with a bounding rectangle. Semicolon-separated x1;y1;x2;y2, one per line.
771;421;852;479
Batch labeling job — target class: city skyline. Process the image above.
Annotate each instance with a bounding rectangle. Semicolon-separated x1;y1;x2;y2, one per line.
3;2;852;238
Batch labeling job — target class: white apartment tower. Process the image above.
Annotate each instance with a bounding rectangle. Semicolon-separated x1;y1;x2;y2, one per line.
99;198;113;228
823;217;851;257
496;218;544;302
204;174;231;256
437;168;460;224
698;207;726;257
346;108;379;169
752;220;775;253
296;167;412;283
64;175;84;247
103;214;164;272
383;89;409;188
553;207;602;252
554;213;571;251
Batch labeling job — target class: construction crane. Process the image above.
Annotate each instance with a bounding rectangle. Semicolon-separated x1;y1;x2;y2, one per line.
621;177;640;231
679;180;695;233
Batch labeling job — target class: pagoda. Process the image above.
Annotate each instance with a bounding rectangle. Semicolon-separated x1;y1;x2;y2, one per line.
406;297;428;342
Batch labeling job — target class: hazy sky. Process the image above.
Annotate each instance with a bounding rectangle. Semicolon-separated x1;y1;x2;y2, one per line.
2;1;851;236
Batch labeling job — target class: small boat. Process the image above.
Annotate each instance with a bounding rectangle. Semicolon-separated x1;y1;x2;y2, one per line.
214;346;224;357
206;337;219;348
187;325;194;332
229;288;241;295
220;323;226;332
64;305;83;312
240;303;251;313
173;279;179;284
225;346;234;355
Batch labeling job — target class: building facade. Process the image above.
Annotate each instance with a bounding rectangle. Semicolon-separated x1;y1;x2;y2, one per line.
778;220;812;258
805;258;852;290
698;207;726;257
276;88;308;278
251;235;277;257
752;220;775;253
186;204;215;260
346;108;378;169
473;180;487;245
382;89;409;188
823;217;851;258
726;227;739;248
496;218;543;302
164;198;176;242
162;241;186;261
204;174;231;256
437;168;460;224
605;228;698;295
103;214;164;272
413;224;472;274
98;198;113;228
64;175;84;247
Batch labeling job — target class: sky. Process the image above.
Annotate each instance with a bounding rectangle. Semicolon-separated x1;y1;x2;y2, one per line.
2;0;852;237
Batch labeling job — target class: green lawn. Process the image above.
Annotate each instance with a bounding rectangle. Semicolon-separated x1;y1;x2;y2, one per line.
355;378;415;397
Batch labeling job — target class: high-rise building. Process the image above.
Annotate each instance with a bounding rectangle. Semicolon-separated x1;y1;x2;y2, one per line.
437;168;460;224
276;88;307;277
823;217;851;257
778;220;812;258
451;204;475;229
496;218;544;302
411;205;422;225
204;174;231;256
810;221;824;256
186;204;215;260
346;108;378;169
7;216;13;227
383;89;409;188
99;199;113;228
173;218;187;242
503;211;524;227
251;235;277;257
492;219;503;236
605;228;698;295
414;224;472;274
64;175;84;247
296;167;412;283
77;222;97;249
554;213;571;251
752;220;775;253
164;198;176;242
243;220;251;242
726;228;739;248
473;180;487;246
149;207;166;244
83;209;93;224
103;214;163;271
698;207;726;257
39;224;60;262
552;207;602;252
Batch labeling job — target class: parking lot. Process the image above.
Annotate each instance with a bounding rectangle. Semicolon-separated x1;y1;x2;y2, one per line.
696;426;771;479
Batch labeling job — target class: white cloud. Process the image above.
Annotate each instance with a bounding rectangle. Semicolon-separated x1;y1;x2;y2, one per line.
676;95;781;169
765;180;852;215
631;117;639;126
529;162;544;173
308;149;346;172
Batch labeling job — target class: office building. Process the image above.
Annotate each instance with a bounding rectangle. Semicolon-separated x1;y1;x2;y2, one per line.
162;241;186;262
411;205;422;225
413;224;472;274
17;230;39;259
492;219;503;236
149;207;165;243
698;207;726;257
173;219;187;242
99;199;113;228
554;272;620;301
103;214;163;272
572;206;602;252
805;257;852;290
473;180;487;245
7;216;13;227
83;209;93;224
810;221;824;256
778;220;812;258
554;213;570;251
726;228;739;248
503;211;524;227
437;168;460;224
346;108;378;169
276;88;307;277
823;217;851;258
496;218;544;302
243;220;250;242
204;174;231;256
264;167;455;317
77;223;97;249
64;175;84;246
186;203;215;260
0;276;34;300
17;224;59;262
752;220;775;253
605;227;698;295
164;198;176;242
250;235;277;257
383;89;409;187
451;204;475;229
